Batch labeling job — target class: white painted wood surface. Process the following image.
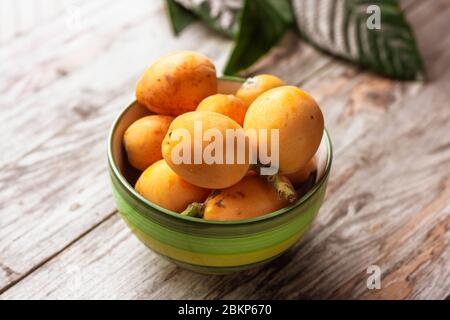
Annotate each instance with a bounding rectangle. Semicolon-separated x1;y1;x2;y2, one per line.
0;0;449;299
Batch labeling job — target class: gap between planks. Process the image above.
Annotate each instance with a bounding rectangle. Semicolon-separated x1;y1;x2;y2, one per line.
0;0;438;297
0;211;117;296
0;54;338;295
0;0;341;290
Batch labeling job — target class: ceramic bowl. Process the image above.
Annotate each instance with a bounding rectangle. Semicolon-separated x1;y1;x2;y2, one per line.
108;78;332;274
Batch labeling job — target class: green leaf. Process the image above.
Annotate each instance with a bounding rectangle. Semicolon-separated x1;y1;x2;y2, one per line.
165;0;197;35
265;0;295;25
224;0;294;75
219;75;246;83
292;0;424;80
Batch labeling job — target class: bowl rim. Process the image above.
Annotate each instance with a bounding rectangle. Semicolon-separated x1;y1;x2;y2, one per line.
108;82;333;226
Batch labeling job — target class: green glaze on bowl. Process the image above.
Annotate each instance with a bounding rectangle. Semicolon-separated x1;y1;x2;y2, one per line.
108;79;332;274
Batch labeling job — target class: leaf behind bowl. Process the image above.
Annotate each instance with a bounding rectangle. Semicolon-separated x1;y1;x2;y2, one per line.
292;0;424;80
224;0;294;75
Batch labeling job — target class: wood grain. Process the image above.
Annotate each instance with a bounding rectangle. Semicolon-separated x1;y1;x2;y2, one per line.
0;0;69;44
1;0;449;299
0;0;349;293
3;71;449;298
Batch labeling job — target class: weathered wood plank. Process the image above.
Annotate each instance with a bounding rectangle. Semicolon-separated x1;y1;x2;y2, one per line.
0;0;343;292
0;50;419;294
2;0;449;299
0;1;331;168
0;0;236;290
0;0;67;44
3;67;449;298
0;0;159;166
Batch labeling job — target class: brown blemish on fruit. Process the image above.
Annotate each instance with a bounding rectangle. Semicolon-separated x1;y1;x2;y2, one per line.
215;199;225;208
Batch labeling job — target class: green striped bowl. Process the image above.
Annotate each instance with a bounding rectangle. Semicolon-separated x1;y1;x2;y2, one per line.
108;79;332;274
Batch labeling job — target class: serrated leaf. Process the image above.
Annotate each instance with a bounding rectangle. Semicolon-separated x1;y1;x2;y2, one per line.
223;0;294;75
292;0;424;80
166;0;197;35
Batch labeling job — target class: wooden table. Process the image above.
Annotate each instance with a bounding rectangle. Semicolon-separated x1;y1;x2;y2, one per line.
0;0;449;300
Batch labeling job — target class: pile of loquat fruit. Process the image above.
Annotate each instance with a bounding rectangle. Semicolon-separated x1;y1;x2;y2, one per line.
124;51;324;221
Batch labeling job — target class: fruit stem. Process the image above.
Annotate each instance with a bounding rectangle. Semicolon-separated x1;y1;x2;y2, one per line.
251;164;298;203
180;202;204;217
267;174;298;203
